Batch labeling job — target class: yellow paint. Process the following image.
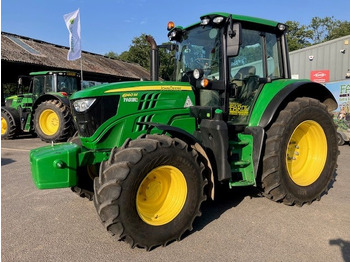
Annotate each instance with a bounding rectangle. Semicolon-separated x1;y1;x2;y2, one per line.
39;109;59;136
136;165;187;226
286;120;327;186
105;85;192;93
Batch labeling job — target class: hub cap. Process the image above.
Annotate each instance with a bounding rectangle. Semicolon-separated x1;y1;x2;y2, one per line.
1;116;8;135
39;109;59;136
136;165;187;226
286;120;327;186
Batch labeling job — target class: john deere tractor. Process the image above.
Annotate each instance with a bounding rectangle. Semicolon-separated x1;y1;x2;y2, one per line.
30;13;338;250
2;71;80;142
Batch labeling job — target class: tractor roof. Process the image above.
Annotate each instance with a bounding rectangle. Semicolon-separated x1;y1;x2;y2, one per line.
184;12;279;29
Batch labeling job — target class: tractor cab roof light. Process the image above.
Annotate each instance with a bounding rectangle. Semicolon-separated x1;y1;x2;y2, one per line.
278;23;286;31
213;16;224;24
200;17;210;26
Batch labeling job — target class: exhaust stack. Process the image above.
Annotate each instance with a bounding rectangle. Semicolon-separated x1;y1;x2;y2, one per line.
145;35;159;81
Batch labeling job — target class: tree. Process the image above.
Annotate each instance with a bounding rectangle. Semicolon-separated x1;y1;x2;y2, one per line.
285;21;313;51
104;51;118;59
286;17;350;51
309;16;337;44
327;20;350;41
308;16;350;44
105;34;175;80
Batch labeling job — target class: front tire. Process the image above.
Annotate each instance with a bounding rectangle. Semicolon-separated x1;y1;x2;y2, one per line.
93;134;208;250
34;99;73;142
261;97;338;206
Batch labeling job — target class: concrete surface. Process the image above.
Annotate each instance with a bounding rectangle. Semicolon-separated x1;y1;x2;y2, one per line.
1;137;350;262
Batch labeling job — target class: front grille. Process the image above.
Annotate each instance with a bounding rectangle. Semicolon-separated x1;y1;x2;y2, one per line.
72;95;119;137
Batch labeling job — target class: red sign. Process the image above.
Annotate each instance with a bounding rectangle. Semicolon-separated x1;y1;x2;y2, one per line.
310;70;330;83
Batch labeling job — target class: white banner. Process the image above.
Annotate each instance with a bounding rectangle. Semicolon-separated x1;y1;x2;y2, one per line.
63;9;81;61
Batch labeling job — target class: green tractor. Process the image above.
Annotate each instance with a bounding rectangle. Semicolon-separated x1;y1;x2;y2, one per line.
30;13;338;250
2;71;80;142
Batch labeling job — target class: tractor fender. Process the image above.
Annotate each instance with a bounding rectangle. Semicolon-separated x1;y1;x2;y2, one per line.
246;81;337;179
258;81;337;129
140;122;215;200
32;94;70;110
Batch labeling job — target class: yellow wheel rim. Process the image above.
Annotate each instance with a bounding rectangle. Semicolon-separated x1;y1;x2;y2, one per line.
1;116;8;135
136;165;187;226
286;120;327;186
39;109;59;136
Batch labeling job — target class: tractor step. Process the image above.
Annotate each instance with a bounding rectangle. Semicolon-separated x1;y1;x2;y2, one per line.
232;160;250;167
229;179;255;187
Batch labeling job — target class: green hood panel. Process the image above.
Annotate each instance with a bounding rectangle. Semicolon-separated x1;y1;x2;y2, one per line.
70;81;192;99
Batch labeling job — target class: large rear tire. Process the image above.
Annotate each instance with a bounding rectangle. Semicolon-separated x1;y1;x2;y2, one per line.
34;99;73;142
261;97;338;206
93;134;208;250
1;109;19;140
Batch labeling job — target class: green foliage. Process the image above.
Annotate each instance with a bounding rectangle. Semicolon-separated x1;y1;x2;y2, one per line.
2;83;18;98
285;21;313;51
286;16;350;51
105;34;175;80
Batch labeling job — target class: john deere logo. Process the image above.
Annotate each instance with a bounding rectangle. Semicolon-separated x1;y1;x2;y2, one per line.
70;18;75;25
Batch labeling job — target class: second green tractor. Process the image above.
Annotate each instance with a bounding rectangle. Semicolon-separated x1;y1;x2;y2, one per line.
2;71;80;142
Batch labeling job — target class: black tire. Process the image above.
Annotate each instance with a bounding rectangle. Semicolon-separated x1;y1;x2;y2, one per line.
1;108;19;139
34;99;73;142
93;134;208;250
261;97;338;206
69;133;96;201
337;132;345;146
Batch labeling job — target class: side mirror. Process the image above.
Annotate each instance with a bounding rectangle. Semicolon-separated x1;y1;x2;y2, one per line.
227;22;242;57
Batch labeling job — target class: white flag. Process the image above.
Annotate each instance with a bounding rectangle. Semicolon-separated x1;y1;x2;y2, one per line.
64;9;81;61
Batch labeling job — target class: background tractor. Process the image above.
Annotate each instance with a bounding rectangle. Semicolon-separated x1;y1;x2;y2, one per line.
30;13;338;250
2;71;80;142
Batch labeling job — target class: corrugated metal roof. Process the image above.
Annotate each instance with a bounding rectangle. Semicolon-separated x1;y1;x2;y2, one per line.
1;31;150;80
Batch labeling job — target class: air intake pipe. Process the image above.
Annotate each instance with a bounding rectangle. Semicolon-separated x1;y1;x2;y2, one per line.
145;35;159;81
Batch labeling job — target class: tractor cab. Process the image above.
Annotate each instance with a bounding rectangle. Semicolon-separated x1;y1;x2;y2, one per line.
168;13;289;126
30;71;81;100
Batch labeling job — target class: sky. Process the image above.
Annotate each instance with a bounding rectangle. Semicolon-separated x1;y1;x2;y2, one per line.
1;0;349;56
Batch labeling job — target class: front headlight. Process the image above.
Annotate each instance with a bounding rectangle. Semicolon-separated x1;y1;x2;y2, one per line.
73;98;96;112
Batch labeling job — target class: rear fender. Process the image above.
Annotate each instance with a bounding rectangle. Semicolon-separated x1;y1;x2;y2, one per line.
255;81;337;128
248;80;337;180
33;94;70;110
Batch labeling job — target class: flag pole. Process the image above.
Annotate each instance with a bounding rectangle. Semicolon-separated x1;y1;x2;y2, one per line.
80;56;83;88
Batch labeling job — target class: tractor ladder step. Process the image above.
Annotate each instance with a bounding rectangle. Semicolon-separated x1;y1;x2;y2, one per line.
232;160;251;168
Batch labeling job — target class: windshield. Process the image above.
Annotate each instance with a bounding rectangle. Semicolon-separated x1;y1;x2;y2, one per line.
175;25;223;82
57;75;79;94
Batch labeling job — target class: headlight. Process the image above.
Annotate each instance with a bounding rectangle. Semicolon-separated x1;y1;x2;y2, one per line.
193;69;204;79
73;98;96;112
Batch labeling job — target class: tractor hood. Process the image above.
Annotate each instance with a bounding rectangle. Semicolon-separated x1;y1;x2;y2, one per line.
70;81;192;100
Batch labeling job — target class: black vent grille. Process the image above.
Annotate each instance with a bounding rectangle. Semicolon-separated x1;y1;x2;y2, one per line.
138;93;160;110
135;114;155;132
